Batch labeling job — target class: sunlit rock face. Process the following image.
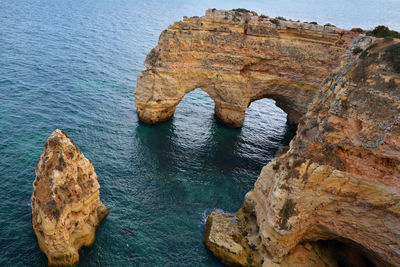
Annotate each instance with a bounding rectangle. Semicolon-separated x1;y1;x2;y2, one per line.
31;129;108;266
206;36;400;266
134;9;356;128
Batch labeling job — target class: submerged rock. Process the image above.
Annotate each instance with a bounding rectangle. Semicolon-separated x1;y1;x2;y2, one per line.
31;129;108;266
205;36;400;265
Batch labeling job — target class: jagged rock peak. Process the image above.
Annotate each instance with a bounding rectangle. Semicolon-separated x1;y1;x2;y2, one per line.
31;129;108;266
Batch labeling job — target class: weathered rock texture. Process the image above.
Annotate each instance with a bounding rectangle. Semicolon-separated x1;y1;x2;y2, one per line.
206;36;400;266
31;129;108;266
135;9;356;128
205;209;371;267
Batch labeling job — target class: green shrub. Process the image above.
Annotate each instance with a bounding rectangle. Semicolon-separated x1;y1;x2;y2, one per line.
276;16;287;21
310;21;318;25
231;8;257;16
232;8;251;13
366;25;400;38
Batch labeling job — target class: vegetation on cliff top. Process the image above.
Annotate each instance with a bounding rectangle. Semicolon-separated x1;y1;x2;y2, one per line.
366;25;400;38
231;8;250;13
231;8;258;15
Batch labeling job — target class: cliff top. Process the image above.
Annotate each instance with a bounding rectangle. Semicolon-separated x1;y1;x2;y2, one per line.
175;9;347;36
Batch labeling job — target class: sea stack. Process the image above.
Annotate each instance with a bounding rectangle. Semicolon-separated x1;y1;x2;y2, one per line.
31;129;108;266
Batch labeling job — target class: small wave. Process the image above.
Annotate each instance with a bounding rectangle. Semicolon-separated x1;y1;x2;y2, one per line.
200;208;231;226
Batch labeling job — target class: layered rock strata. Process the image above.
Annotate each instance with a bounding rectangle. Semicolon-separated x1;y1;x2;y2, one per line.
206;36;400;266
31;129;108;266
205;209;372;267
135;9;356;128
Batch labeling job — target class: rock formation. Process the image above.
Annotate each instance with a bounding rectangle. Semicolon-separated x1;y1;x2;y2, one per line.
205;36;400;266
31;129;108;266
134;9;356;128
205;209;372;267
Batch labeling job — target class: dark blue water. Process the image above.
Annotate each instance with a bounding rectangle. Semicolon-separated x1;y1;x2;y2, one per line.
0;0;398;266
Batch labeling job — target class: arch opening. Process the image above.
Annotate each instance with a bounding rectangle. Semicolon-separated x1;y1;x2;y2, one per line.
170;89;295;174
171;87;302;130
174;88;216;127
134;72;308;130
248;93;303;130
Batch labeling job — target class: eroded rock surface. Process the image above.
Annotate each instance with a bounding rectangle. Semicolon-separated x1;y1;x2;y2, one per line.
31;129;108;266
206;37;400;266
135;9;356;128
205;208;371;267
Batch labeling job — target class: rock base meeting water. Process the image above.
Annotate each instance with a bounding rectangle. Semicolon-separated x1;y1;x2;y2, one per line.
31;130;108;266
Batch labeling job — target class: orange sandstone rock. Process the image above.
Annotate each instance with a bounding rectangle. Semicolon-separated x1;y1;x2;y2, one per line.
204;208;372;267
31;129;108;266
136;8;400;266
206;37;400;266
134;9;356;128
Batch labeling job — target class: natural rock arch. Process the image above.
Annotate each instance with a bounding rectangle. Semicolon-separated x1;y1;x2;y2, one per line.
134;9;356;128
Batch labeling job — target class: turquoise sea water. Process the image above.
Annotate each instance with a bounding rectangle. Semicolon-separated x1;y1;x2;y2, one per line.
0;0;399;266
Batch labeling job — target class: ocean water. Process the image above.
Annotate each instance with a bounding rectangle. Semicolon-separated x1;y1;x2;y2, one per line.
0;0;398;266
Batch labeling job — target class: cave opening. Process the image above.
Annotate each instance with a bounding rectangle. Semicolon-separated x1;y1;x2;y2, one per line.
308;239;377;267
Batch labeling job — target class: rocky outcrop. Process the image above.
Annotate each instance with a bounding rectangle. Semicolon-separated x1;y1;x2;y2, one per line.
205;36;400;266
134;9;356;128
205;209;372;267
31;129;108;266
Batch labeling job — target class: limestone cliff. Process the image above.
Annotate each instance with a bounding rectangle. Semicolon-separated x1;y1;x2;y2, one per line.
205;36;400;266
31;129;108;266
204;209;372;267
134;9;356;128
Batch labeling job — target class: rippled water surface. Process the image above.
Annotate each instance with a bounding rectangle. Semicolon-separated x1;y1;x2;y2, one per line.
0;0;398;266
